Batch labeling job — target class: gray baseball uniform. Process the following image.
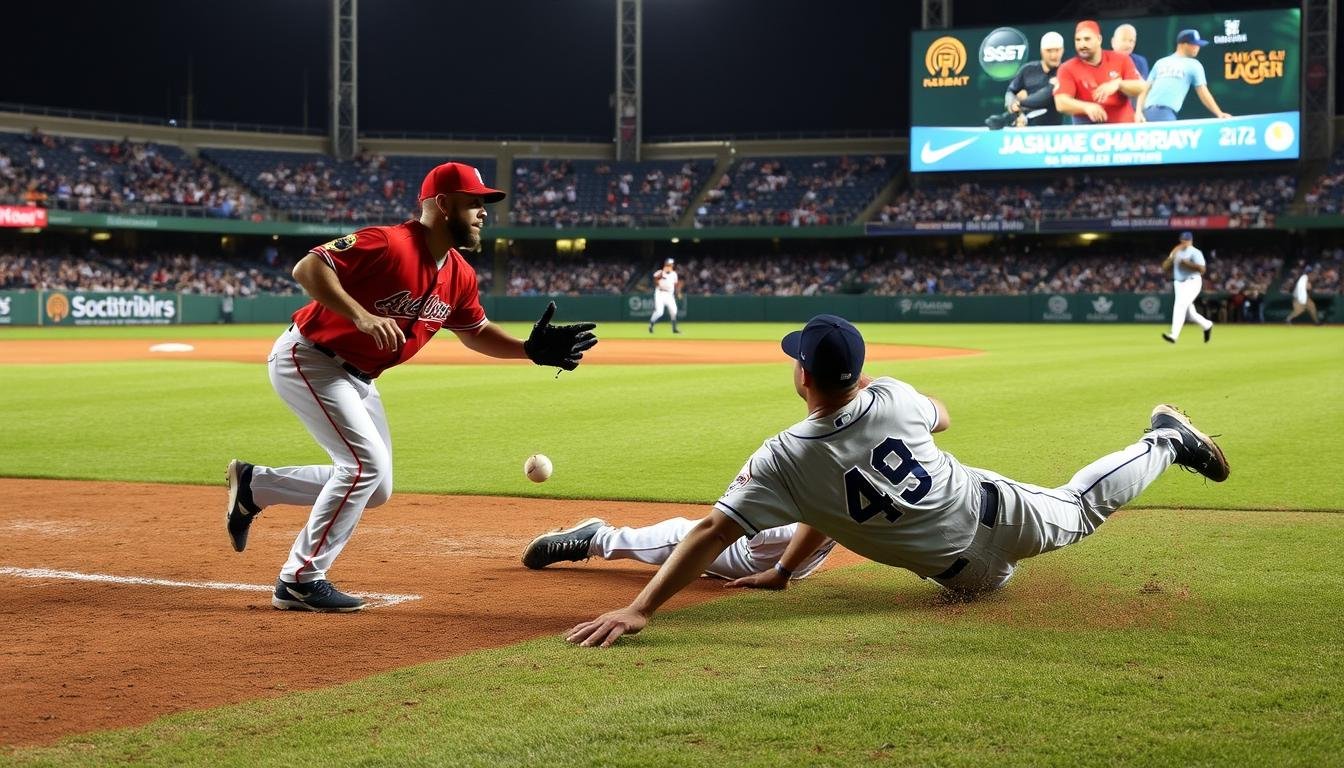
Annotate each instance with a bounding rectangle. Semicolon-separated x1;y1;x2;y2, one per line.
714;377;1178;592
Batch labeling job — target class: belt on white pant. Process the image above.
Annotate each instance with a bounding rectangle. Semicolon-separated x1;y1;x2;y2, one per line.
289;324;374;383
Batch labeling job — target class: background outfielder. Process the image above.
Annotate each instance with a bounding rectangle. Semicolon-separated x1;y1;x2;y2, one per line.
1162;231;1213;344
649;257;682;333
225;161;597;613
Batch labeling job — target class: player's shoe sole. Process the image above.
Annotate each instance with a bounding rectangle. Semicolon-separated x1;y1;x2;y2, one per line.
225;459;258;553
1149;404;1229;482
521;517;606;569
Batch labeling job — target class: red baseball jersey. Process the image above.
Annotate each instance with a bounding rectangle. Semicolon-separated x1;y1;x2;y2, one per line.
292;220;486;377
1054;51;1140;123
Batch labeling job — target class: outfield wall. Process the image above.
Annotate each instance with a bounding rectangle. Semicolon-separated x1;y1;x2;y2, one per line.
2;290;1327;326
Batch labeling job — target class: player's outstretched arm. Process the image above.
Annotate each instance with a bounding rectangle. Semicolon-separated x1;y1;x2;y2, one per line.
724;524;832;590
567;510;744;648
1194;85;1231;118
454;320;528;359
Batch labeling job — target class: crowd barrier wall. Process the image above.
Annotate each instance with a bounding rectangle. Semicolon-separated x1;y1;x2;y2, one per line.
3;291;1327;326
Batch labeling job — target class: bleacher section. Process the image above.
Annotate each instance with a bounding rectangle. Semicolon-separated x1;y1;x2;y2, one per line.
695;155;894;226
0;130;255;218
509;159;710;227
1304;145;1344;215
201;148;496;224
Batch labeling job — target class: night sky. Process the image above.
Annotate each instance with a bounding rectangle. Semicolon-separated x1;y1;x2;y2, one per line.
0;0;1332;138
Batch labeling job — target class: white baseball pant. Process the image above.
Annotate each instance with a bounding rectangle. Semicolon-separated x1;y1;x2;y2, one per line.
247;326;394;583
650;291;678;324
933;431;1178;593
589;518;834;579
1169;275;1212;339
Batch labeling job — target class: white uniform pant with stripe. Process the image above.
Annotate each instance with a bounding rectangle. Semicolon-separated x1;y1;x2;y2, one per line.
589;518;833;580
933;434;1177;594
650;291;678;324
1169;276;1212;339
248;327;394;583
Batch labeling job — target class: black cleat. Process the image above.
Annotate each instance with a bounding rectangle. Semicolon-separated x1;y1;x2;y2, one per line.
1149;405;1230;482
1161;333;1176;344
1204;326;1212;343
271;579;365;612
521;518;606;569
225;459;261;552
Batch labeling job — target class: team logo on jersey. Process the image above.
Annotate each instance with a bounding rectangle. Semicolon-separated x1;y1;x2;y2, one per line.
725;468;752;494
373;290;452;324
323;234;358;252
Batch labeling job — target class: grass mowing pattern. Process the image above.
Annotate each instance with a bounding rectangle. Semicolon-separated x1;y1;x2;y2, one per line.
0;322;1341;765
1;323;1339;509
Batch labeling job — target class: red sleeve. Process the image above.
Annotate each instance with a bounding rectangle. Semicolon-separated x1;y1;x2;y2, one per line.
1053;63;1077;98
308;227;390;280
1121;53;1140;81
444;266;486;331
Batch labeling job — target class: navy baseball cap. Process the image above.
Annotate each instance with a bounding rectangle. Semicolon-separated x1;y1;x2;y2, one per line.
1177;29;1209;46
1179;231;1194;241
781;314;866;389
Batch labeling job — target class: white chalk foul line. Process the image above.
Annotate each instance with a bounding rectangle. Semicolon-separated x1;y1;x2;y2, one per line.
0;567;421;608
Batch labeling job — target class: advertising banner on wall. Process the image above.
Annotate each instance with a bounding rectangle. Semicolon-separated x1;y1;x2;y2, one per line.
0;205;48;228
40;291;179;326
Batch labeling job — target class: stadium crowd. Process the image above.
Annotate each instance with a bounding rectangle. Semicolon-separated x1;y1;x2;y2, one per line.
695;156;892;227
0;250;299;295
880;174;1298;228
509;160;705;228
0;130;258;219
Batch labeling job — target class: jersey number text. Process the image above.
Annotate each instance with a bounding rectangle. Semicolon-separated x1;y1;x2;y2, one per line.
844;437;931;523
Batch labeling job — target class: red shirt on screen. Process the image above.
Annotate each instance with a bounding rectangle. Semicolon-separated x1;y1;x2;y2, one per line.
1054;50;1140;123
292;220;486;377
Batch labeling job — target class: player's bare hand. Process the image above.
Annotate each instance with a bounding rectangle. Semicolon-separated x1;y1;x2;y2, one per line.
1134;111;1146;124
724;570;789;590
1217;112;1233;119
1083;103;1108;122
566;608;647;648
355;314;405;351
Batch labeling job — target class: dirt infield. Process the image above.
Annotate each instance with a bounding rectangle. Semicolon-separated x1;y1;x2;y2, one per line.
0;336;979;366
0;336;969;746
0;478;864;746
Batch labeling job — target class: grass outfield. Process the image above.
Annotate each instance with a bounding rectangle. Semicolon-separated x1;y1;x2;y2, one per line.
2;321;1342;766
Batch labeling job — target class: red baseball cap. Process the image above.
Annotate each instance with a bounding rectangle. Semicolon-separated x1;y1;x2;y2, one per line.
1075;20;1101;37
419;162;506;203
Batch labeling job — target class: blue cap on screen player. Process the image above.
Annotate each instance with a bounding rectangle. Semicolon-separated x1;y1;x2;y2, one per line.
1177;29;1209;46
781;314;865;390
1180;231;1194;241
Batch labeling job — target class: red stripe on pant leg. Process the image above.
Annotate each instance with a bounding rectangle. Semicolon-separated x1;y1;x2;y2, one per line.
291;344;363;580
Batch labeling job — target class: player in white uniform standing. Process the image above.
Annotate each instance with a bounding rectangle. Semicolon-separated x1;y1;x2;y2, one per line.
649;257;682;334
520;516;836;587
567;314;1229;647
1162;231;1214;344
1285;266;1321;325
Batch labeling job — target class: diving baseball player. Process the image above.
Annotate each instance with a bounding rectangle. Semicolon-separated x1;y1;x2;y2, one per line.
649;257;682;333
225;161;598;612
1162;231;1214;344
521;516;836;587
568;314;1228;647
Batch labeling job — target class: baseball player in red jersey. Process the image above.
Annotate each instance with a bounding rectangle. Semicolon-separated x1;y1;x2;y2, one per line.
1053;20;1146;124
224;161;598;612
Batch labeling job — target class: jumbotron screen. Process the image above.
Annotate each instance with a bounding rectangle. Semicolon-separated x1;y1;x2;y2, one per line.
909;9;1301;172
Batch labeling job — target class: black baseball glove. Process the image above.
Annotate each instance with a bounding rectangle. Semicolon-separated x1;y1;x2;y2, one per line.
523;301;598;371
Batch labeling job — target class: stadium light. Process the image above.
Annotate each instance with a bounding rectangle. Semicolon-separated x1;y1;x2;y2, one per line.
91;231;111;242
1079;233;1101;242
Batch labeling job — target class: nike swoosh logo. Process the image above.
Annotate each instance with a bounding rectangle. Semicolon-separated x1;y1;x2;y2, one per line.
919;137;978;165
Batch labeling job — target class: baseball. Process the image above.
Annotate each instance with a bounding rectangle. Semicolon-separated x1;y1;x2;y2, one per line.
524;453;553;483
